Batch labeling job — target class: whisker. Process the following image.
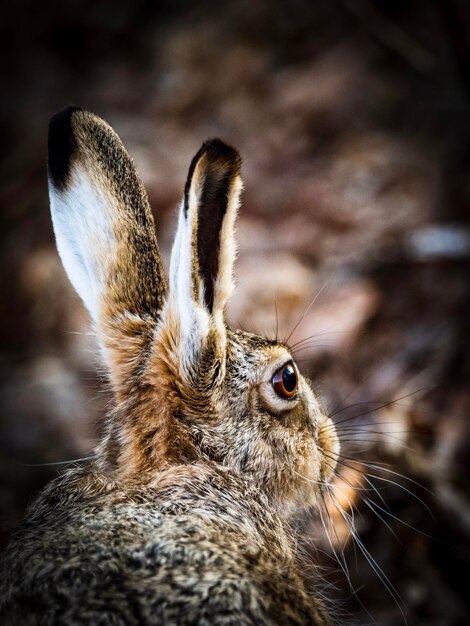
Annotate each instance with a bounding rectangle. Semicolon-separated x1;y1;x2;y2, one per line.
327;369;376;418
334;424;410;433
272;286;279;343
291;469;324;486
325;486;385;624
337;438;418;453
363;492;434;539
291;344;337;356
289;328;354;350
323;451;435;516
328;488;409;626
341;456;436;501
342;487;402;544
318;493;355;593
333;464;391;512
329;399;401;419
284;281;329;344
15;455;96;467
328;389;429;427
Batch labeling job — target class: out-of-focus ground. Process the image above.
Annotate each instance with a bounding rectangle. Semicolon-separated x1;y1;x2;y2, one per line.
1;1;469;624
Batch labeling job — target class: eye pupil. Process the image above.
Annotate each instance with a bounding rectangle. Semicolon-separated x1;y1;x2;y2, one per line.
282;365;297;393
272;362;298;399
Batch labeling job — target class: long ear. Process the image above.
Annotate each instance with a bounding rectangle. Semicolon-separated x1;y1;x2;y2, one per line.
168;139;242;367
48;107;167;391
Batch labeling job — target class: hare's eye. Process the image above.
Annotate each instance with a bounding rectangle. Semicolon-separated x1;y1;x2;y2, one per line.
272;362;298;399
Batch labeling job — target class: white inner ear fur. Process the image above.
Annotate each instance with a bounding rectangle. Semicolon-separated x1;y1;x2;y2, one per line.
49;166;117;322
212;175;243;323
167;167;242;372
169;200;210;365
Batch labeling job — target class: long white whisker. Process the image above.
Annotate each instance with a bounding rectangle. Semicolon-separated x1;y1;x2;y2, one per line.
328;489;409;626
326;486;381;625
324;452;435;516
318;494;355;593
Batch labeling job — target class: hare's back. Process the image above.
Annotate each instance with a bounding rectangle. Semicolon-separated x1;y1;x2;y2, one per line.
0;466;327;626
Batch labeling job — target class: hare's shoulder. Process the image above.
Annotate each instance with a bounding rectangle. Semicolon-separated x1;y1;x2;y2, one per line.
10;462;283;546
2;464;288;588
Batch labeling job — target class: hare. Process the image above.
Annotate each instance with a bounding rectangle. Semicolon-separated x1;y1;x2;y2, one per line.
0;107;340;625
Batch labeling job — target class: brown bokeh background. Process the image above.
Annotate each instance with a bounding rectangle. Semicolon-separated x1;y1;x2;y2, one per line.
1;1;469;624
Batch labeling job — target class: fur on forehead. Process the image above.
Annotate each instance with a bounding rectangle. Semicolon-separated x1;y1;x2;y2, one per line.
225;330;292;382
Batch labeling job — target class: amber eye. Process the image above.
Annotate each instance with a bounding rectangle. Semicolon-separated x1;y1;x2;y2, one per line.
272;362;298;399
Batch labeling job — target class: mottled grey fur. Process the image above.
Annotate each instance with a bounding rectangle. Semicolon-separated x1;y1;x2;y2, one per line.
1;466;329;625
0;108;338;625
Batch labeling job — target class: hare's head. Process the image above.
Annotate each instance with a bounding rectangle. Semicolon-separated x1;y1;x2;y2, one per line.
48;107;339;515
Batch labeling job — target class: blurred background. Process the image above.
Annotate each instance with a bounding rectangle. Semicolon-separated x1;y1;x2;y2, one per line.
1;1;469;624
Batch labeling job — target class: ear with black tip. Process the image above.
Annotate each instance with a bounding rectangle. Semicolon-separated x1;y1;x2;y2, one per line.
48;106;167;389
169;138;242;358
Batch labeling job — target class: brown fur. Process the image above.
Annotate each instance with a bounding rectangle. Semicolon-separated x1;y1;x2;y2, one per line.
0;108;340;626
54;109;168;396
